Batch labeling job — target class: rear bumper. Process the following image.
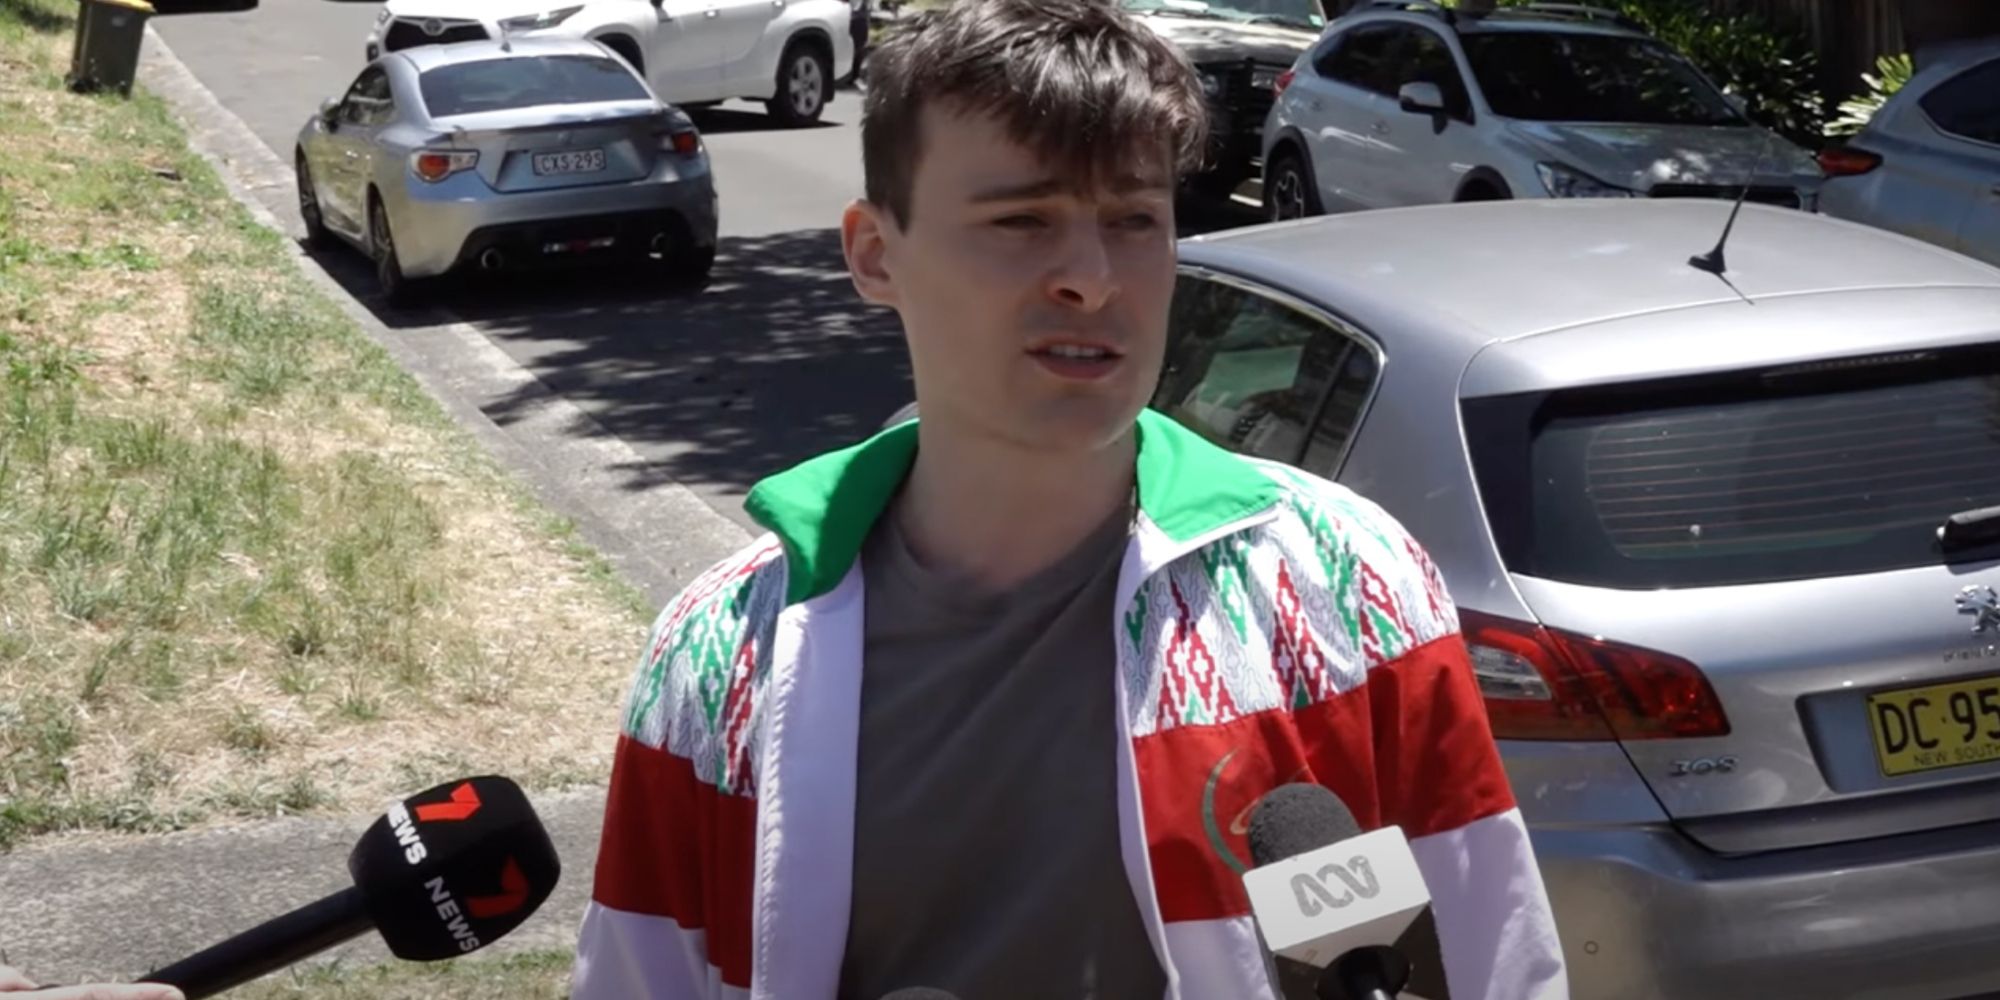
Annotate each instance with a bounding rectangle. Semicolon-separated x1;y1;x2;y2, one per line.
385;160;718;279
1537;816;2000;999
449;208;705;272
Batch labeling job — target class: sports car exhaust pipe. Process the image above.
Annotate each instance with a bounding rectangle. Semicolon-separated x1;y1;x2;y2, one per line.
478;248;504;271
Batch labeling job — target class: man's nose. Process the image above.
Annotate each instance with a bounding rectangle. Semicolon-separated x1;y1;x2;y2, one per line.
1044;221;1118;312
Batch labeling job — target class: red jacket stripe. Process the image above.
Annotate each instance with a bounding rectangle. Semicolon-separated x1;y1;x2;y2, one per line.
1137;635;1515;924
592;735;757;988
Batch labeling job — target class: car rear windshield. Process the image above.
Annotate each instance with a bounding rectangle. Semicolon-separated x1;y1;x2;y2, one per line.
419;55;649;118
1461;31;1745;126
1464;345;2000;589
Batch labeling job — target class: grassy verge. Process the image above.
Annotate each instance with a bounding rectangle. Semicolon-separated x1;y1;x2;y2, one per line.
0;0;651;859
229;949;576;999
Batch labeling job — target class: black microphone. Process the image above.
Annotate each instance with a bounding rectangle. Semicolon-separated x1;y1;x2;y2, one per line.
1243;783;1443;1000
878;990;960;999
134;775;561;999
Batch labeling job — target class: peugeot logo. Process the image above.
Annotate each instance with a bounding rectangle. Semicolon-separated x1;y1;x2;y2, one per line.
1957;585;2000;635
422;18;446;35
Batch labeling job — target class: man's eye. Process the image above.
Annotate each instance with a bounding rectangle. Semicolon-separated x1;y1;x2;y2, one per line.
1115;213;1161;231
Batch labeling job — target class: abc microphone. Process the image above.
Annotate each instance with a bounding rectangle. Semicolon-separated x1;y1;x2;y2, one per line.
133;775;560;999
1243;784;1434;1000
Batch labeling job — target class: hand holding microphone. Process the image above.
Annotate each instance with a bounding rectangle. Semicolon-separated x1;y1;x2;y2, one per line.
1242;783;1444;1000
128;775;560;998
0;965;182;1000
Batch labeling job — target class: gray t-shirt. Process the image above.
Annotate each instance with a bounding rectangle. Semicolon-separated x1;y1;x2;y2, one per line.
837;498;1167;1000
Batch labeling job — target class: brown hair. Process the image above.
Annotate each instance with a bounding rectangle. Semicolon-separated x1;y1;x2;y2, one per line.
859;0;1209;228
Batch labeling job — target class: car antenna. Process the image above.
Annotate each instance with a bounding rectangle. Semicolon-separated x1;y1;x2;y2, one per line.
1688;118;1778;281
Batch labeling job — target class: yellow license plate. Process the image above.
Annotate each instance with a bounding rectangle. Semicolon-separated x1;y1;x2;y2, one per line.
1868;675;2000;776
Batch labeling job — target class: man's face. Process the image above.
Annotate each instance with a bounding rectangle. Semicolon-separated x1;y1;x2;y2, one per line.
844;104;1178;455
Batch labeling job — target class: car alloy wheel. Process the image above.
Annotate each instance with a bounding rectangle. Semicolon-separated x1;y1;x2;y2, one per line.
1271;161;1308;221
784;48;826;122
1267;154;1321;222
370;199;415;306
296;155;333;249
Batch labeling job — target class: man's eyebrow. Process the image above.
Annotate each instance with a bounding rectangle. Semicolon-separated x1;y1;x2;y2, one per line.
968;174;1172;203
968;178;1065;203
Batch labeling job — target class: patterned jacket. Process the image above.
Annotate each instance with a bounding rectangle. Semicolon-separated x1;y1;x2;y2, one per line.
570;409;1569;1000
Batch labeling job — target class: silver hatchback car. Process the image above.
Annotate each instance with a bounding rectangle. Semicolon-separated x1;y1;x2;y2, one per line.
1818;38;2000;270
295;37;719;304
1153;199;2000;998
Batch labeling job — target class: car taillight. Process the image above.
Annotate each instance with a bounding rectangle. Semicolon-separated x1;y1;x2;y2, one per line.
1459;609;1730;742
1816;145;1882;177
660;128;701;156
1273;68;1295;97
410;149;477;183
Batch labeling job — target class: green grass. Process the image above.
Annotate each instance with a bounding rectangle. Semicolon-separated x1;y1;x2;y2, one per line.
0;0;650;856
230;948;577;999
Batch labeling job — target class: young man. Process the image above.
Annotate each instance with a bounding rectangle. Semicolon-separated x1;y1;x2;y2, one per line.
570;1;1568;997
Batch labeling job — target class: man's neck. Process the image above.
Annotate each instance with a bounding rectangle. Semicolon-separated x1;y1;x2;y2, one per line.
892;421;1137;591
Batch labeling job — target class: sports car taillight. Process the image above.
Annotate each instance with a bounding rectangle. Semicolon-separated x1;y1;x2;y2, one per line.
409;149;478;183
1459;609;1730;742
1273;68;1295;97
659;128;701;156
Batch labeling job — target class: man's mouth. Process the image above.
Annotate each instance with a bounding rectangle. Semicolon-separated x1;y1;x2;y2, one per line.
1037;344;1118;360
1027;338;1125;359
1027;340;1125;381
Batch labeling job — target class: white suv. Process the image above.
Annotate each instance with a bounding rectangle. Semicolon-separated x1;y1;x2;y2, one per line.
1261;0;1822;219
364;0;856;126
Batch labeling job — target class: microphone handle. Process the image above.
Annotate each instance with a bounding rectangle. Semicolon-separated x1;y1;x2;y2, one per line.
136;886;375;999
1320;945;1413;1000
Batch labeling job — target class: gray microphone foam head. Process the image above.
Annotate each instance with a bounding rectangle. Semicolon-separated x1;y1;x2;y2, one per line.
1247;782;1363;867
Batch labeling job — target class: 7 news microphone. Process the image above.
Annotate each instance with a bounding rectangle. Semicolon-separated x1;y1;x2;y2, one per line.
129;775;561;999
1242;783;1448;1000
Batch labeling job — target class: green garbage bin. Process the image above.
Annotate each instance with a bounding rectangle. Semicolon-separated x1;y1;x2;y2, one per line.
66;0;155;98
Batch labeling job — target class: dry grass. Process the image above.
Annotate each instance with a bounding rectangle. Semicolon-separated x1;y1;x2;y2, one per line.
0;0;650;851
228;949;575;1000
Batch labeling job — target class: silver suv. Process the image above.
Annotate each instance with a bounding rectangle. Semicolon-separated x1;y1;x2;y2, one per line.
1161;198;2000;998
1260;0;1822;219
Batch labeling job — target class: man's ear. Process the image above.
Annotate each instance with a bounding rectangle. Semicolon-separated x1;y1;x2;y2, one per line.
841;197;899;309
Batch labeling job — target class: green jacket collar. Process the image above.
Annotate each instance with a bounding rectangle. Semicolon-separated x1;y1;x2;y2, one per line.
742;409;1280;605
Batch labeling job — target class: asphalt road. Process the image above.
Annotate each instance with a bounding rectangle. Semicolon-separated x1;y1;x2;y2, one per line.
150;0;905;537
148;0;1261;535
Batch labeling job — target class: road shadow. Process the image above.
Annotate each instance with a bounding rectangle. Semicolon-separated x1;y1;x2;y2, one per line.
298;190;1262;505
149;0;259;12
686;106;847;135
378;227;907;500
1179;191;1263;236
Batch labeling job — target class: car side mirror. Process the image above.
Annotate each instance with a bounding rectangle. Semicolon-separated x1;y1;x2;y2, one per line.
1398;81;1446;116
318;97;341;128
1724;92;1749;117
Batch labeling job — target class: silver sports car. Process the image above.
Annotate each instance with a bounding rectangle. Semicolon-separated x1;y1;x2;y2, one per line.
294;37;718;304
